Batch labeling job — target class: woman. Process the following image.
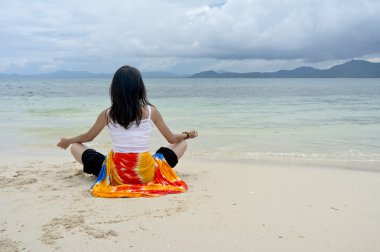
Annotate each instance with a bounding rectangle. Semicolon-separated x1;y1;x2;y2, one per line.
57;66;198;198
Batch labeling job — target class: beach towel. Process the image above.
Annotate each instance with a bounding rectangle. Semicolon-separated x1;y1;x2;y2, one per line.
90;150;188;198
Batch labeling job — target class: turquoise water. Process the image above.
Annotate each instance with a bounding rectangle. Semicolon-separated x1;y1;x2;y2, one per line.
0;77;379;162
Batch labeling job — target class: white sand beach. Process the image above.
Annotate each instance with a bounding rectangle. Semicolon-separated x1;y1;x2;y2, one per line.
1;0;380;250
1;153;380;252
1;78;379;251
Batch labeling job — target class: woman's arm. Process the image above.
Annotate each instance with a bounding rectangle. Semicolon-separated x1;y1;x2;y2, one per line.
151;106;198;144
57;109;108;149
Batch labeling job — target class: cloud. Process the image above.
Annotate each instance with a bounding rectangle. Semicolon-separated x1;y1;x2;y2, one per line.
185;0;380;61
367;57;380;63
0;0;379;73
138;58;180;72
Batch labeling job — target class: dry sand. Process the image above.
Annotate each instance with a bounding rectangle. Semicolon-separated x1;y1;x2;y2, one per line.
1;154;380;252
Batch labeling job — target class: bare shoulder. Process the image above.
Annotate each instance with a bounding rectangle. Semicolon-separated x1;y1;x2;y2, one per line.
98;109;109;121
100;108;108;116
150;105;161;122
150;105;158;113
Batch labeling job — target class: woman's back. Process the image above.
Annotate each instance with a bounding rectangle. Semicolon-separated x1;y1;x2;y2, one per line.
57;65;197;198
108;105;153;153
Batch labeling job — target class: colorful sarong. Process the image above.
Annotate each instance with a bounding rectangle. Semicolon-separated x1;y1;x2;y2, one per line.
90;150;188;198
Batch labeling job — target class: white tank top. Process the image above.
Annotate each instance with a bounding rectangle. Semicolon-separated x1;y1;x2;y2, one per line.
107;106;153;153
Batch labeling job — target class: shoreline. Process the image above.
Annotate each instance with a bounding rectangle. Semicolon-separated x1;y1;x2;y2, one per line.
1;148;379;173
1;154;380;251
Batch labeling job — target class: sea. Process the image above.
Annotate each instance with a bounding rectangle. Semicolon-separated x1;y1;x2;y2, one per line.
0;77;379;165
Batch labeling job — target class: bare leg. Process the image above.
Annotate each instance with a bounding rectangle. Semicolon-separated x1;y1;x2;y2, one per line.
167;140;187;160
70;143;89;164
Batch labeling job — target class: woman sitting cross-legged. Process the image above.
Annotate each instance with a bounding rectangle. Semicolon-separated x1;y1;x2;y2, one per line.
57;66;198;198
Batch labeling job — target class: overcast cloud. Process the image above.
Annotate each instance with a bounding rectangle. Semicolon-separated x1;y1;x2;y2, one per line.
0;0;379;74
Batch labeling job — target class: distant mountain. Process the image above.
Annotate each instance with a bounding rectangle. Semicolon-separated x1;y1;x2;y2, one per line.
190;60;380;78
32;70;112;78
0;70;182;78
1;60;379;78
322;60;380;77
0;73;19;77
0;71;112;78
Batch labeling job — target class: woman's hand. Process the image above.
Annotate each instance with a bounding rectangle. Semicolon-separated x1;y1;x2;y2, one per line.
57;138;71;149
188;130;198;139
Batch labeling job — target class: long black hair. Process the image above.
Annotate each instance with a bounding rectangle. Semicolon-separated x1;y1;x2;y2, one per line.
108;66;152;129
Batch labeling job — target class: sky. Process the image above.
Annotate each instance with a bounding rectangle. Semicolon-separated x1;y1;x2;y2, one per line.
1;0;380;74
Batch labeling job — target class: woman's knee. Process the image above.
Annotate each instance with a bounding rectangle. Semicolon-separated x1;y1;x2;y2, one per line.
70;143;87;164
168;140;187;160
176;139;187;148
70;143;82;154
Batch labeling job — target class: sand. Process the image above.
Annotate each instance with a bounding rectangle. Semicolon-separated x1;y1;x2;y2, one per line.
1;153;380;252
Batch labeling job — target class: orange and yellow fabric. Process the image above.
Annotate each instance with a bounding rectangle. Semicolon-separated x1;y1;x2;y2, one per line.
90;150;188;198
